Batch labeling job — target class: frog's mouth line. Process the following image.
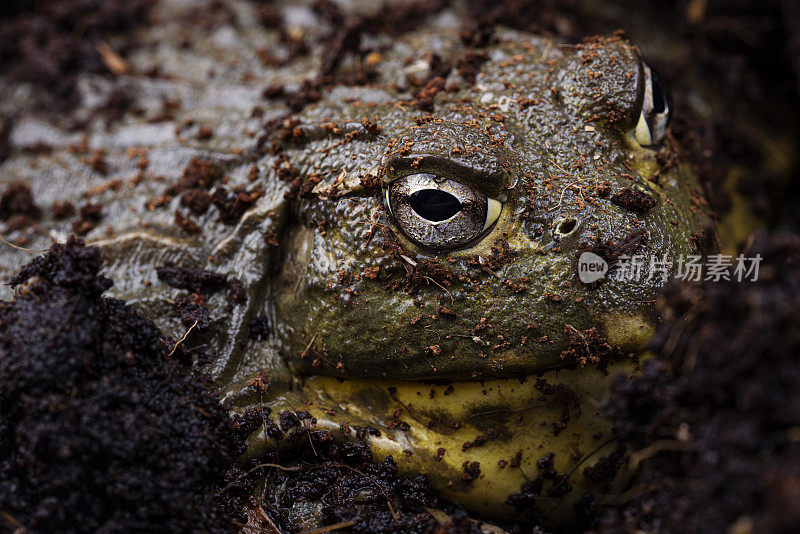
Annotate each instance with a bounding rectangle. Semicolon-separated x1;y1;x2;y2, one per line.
245;358;640;523
280;309;655;382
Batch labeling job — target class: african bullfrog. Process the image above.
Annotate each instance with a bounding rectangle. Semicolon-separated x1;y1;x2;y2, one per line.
0;0;707;528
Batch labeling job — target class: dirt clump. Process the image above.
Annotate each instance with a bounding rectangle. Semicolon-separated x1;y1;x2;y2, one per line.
0;237;248;533
70;202;104;235
610;188;657;214
156;261;228;292
0;182;41;222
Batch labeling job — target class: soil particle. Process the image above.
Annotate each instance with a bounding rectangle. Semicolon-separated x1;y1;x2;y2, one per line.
176;158;225;191
0;237;245;532
278;410;301;431
386;408;411;431
610;188;658;214
573;228;649;285
261;84;284;99
537;453;555;470
51;200;75;219
462;429;495;450
227;277;247;304
70;202;104;235
197;125;214;140
181;188;214;214
83;149;108;175
210;185;263;224
460;23;496;48
432;511;486;533
162;158;225;215
506;477;544;510
582;444;627;485
461;461;481;482
316;0;448;82
456;50;489;86
239;407;495;532
286;79;323;113
414;75;449;112
0;183;41;229
174;209;202;234
155;262;228;292
174;295;212;330
560;327;628;374
264;231;279;247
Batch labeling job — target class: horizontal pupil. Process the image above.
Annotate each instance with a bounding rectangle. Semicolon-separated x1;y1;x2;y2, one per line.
409;189;462;222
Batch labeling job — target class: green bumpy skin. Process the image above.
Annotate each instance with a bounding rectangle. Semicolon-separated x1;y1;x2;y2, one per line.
271;35;701;381
246;34;706;525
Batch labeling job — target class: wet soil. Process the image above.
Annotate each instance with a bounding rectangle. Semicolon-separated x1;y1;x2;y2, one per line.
599;231;800;533
0;238;249;532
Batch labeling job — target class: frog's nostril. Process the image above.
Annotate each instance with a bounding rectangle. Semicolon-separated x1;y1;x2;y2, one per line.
553;217;579;238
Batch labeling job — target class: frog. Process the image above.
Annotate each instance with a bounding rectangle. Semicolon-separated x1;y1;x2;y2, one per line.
0;0;708;528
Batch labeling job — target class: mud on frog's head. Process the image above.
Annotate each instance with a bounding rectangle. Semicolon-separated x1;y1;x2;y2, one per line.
272;33;696;381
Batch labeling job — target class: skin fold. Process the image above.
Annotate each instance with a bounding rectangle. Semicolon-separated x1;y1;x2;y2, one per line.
0;0;708;527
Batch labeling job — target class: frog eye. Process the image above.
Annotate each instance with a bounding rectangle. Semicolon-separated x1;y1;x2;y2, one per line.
385;173;502;250
634;62;672;146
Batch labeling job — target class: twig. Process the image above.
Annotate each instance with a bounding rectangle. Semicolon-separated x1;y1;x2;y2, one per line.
422;275;453;303
629;439;698;468
284;399;319;457
0;234;49;253
240;504;283;534
299;334;318;359
96;41;131;75
598;478;677;506
168;320;198;356
556;181;581;210
437;404;545;435
399;254;417;266
564;324;591;355
537;40;553;62
479;264;502;279
1;510;28;533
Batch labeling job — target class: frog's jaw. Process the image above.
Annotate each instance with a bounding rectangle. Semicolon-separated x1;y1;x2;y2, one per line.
244;359;639;524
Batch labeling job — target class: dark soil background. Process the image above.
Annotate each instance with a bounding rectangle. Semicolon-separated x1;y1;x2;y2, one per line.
1;1;800;533
0;238;252;532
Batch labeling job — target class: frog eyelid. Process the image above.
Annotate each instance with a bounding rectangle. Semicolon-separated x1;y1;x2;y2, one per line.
382;155;507;199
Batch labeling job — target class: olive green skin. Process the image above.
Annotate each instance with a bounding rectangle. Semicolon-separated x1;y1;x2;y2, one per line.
0;2;707;527
275;35;702;380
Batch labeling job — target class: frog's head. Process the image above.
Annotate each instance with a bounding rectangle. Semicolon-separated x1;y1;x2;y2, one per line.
274;35;692;381
261;32;704;524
